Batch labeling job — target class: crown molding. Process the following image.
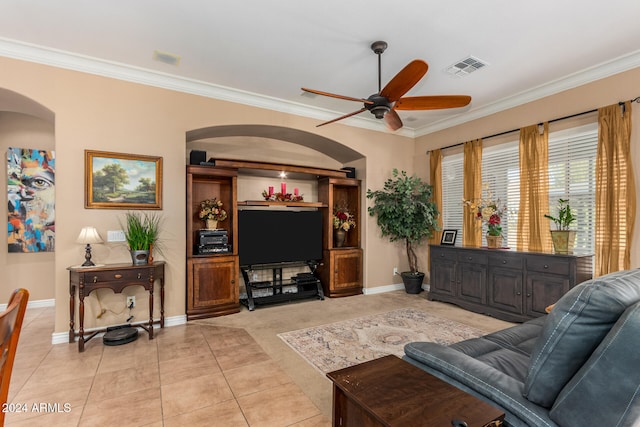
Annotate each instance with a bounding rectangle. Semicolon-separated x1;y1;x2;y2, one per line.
2;37;636;140
0;37;414;137
414;49;640;137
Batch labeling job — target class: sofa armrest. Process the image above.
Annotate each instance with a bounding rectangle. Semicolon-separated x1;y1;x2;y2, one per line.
404;342;558;427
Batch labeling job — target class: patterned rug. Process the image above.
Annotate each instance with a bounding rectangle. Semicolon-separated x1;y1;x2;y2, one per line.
277;308;484;374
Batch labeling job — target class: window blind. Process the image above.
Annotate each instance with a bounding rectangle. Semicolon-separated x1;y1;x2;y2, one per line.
440;122;597;251
441;152;464;245
481;141;520;248
547;123;598;253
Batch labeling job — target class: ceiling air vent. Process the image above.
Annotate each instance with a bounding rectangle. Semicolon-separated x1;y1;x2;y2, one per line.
445;56;488;78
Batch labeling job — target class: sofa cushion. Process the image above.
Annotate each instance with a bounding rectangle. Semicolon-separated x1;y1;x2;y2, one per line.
404;342;557;427
523;268;640;408
550;301;640;427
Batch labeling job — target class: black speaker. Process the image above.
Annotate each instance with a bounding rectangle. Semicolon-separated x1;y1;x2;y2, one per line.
341;167;356;178
189;150;206;165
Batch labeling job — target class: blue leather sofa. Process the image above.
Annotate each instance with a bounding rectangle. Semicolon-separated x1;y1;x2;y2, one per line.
404;268;640;427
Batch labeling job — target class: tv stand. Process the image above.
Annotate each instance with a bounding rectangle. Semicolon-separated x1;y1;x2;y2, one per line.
240;261;324;311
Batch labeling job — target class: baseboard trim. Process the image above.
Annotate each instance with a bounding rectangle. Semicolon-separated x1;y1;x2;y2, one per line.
363;283;430;295
51;314;188;345
0;298;55;311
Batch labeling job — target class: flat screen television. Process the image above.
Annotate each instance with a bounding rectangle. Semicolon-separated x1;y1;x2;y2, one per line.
238;209;323;267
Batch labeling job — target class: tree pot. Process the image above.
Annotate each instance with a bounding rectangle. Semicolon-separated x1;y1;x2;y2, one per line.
550;230;576;254
400;272;425;294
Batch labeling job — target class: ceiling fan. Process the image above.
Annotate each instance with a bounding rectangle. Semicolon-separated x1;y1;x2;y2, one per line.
301;41;472;131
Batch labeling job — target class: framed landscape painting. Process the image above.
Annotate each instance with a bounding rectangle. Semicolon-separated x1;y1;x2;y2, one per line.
85;150;163;209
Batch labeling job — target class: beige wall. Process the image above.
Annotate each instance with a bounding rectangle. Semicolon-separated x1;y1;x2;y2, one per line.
415;66;640;268
0;56;415;335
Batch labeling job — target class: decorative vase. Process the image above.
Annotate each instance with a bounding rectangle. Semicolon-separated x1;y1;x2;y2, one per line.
205;219;218;230
550;230;576;254
130;250;150;265
486;234;503;249
335;229;346;248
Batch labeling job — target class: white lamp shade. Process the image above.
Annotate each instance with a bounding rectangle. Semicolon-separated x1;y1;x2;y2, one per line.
76;227;103;244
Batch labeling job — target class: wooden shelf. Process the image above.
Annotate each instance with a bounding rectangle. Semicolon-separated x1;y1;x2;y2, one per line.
239;200;327;208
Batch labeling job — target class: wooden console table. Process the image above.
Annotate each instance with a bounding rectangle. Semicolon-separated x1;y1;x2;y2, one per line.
327;355;504;426
68;262;165;352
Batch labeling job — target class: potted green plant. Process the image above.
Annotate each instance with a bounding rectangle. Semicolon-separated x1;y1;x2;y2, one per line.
366;169;439;294
121;211;162;265
544;198;577;254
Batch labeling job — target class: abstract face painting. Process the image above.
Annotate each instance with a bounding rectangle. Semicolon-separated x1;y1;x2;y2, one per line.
7;148;56;252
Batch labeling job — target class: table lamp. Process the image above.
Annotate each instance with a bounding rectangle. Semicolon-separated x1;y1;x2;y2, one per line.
76;226;103;266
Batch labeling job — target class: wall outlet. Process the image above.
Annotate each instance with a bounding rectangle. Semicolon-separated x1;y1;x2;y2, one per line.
126;296;135;308
393;267;398;276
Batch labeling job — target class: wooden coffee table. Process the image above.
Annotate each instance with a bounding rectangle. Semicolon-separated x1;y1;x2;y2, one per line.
326;355;504;427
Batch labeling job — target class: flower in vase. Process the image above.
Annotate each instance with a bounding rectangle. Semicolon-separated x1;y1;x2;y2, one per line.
198;198;227;221
333;208;356;231
463;185;506;236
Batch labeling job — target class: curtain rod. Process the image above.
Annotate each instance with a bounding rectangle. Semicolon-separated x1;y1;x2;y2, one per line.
427;96;640;154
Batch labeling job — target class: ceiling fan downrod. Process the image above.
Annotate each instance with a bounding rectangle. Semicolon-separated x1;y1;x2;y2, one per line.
371;41;387;93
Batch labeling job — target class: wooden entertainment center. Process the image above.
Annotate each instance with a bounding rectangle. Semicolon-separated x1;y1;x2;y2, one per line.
186;159;362;320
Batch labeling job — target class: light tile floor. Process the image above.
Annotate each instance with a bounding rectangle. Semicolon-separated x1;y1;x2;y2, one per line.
5;306;329;427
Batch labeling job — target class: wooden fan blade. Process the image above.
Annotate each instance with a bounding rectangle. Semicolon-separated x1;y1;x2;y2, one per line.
394;95;472;110
301;88;374;105
384;109;403;131
316;108;367;127
380;60;428;102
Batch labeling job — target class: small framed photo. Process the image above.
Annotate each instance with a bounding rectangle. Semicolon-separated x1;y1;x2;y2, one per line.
85;150;163;209
440;229;458;246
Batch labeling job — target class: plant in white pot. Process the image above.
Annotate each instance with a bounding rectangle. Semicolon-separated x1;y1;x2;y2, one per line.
544;198;577;254
121;211;162;265
366;169;439;294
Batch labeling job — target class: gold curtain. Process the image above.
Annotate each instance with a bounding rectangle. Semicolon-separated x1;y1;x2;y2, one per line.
595;101;635;276
429;149;443;246
463;139;482;246
517;123;552;252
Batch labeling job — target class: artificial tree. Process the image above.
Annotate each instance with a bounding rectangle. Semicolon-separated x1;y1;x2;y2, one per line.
366;169;439;293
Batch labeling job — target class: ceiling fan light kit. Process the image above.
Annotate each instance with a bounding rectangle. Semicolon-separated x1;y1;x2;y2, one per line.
302;40;472;131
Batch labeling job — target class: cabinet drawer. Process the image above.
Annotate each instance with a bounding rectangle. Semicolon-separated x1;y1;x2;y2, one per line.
457;251;488;265
527;256;570;275
431;246;457;260
85;269;150;284
489;253;524;269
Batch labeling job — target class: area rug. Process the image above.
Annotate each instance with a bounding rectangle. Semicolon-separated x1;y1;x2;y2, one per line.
277;308;484;374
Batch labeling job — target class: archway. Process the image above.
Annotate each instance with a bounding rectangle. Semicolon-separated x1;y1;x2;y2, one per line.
186;124;365;164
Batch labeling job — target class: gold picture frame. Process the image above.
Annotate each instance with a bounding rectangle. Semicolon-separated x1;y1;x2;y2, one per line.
85;150;163;209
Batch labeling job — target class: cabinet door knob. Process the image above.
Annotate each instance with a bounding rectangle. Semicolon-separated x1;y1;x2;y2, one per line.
231;279;235;284
516;291;521;295
114;274;122;279
544;264;549;269
93;276;98;283
527;293;531;297
467;256;472;261
502;260;507;264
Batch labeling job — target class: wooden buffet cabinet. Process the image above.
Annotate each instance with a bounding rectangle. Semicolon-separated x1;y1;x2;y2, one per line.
429;245;593;322
186;160;363;319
